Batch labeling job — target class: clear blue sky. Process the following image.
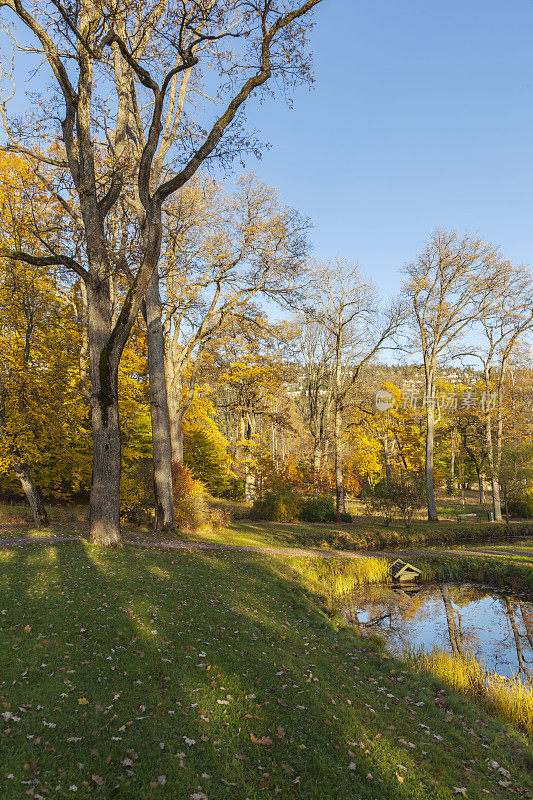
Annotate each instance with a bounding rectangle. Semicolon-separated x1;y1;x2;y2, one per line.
242;0;533;297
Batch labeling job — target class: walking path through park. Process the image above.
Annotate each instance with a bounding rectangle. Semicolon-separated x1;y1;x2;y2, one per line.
0;526;532;562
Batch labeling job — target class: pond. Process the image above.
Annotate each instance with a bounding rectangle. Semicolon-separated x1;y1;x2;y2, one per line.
341;583;533;683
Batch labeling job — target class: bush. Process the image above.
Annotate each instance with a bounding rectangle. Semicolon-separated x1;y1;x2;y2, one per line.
364;475;425;527
171;461;208;531
251;492;348;524
220;476;245;501
251;491;301;522
362;481;394;525
183;424;233;496
506;489;533;519
300;495;336;523
208;505;231;533
335;511;353;523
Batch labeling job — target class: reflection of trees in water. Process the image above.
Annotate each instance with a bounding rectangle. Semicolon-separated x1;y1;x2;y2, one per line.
345;585;435;652
441;585;463;656
503;597;532;684
343;584;533;682
521;602;533;650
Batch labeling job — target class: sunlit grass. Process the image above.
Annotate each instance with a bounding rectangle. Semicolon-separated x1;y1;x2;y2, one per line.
417;552;533;595
406;646;533;740
187;516;533;554
294;555;390;603
0;542;531;798
487;673;533;741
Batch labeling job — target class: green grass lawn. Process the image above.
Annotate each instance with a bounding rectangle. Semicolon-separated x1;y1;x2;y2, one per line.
2;498;532;555
0;541;531;799
456;539;533;555
188;517;533;553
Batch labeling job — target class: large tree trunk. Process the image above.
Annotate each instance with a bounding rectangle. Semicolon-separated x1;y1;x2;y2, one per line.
493;385;504;521
171;407;185;464
334;402;345;514
145;271;176;531
425;400;438;521
167;373;184;463
163;338;188;464
87;284;123;547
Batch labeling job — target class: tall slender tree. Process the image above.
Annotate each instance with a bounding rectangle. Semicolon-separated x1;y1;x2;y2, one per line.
309;260;400;514
402;230;509;521
473;269;533;520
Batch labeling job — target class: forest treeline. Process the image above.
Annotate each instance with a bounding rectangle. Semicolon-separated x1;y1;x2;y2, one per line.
1;156;533;533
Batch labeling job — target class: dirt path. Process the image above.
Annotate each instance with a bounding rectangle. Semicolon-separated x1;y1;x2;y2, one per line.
0;531;532;562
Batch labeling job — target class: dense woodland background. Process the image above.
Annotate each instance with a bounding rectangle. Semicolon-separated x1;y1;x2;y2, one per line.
2;159;533;529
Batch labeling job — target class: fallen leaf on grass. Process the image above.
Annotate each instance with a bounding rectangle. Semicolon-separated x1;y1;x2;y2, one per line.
250;735;272;745
498;767;511;779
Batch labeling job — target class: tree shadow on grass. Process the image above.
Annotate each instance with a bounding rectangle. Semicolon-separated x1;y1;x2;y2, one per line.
0;541;530;799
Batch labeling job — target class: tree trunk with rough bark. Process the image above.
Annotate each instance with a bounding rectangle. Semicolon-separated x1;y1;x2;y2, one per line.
87;283;123;548
145;271;176;531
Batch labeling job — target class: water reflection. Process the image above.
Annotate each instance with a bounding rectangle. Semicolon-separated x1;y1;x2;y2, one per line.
342;583;533;683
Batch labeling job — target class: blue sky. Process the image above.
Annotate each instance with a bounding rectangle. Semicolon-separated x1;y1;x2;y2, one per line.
241;0;533;297
6;0;532;302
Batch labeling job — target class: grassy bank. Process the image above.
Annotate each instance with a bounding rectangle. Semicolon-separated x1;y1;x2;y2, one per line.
2;501;532;555
0;542;531;799
405;648;533;741
188;518;533;554
415;545;533;595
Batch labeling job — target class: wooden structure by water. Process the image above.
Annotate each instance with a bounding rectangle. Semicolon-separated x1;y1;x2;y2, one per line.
390;559;421;582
